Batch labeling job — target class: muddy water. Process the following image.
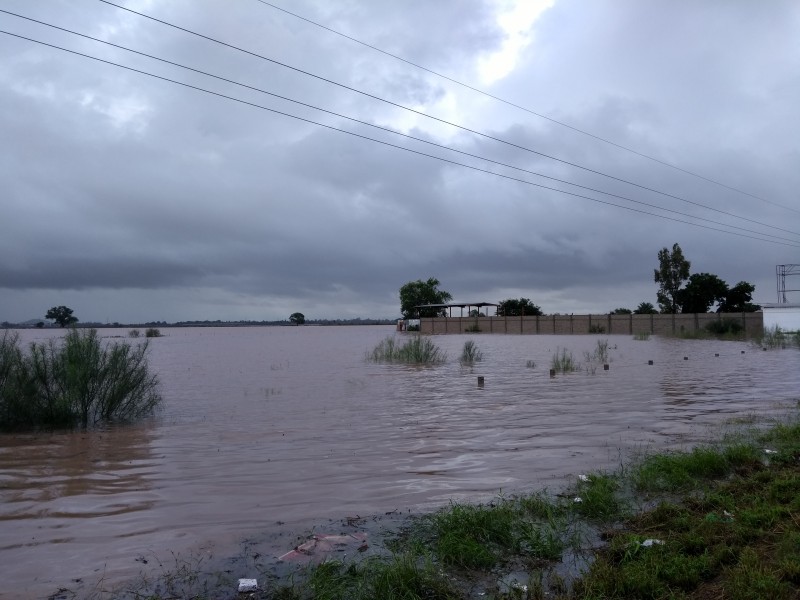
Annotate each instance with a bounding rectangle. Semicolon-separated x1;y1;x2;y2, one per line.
1;327;798;598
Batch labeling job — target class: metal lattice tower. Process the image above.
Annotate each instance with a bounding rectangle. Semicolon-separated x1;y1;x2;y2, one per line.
776;264;800;303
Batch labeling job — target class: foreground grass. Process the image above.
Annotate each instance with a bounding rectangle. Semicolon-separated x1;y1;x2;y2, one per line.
76;411;800;599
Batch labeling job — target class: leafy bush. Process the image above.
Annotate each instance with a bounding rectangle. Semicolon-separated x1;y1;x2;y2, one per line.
145;327;162;338
0;329;161;430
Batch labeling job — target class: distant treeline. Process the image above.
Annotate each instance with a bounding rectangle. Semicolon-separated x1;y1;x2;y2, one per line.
2;318;396;329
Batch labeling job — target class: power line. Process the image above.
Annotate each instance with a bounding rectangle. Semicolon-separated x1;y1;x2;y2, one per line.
94;0;800;239
3;29;800;250
253;0;800;217
3;10;799;246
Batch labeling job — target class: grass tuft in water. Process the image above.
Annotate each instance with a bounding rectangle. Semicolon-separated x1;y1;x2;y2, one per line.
755;324;800;349
368;336;446;365
633;331;651;341
550;347;579;373
459;340;483;365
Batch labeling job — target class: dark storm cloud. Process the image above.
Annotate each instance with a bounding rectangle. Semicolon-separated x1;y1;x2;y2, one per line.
1;0;798;322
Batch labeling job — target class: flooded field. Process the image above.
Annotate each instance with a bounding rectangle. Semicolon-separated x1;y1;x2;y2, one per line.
1;326;798;598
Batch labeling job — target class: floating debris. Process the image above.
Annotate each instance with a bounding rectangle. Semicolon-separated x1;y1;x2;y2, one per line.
278;532;368;561
237;578;258;592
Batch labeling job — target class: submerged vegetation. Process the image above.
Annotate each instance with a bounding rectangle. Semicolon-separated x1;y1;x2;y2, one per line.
551;347;579;373
757;324;800;350
368;335;446;365
459;340;483;365
0;329;161;430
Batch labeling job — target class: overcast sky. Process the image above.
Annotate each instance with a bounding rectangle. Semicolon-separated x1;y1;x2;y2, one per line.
2;0;799;323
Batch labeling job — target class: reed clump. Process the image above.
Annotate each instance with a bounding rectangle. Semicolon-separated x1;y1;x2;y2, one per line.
551;347;579;373
459;340;483;365
634;331;651;341
756;325;800;349
0;329;161;430
368;336;446;365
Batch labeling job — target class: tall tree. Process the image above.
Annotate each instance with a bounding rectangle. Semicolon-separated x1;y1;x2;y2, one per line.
45;306;78;327
718;281;760;313
654;243;690;313
399;277;452;318
677;273;729;313
634;302;658;314
289;312;305;325
496;298;543;316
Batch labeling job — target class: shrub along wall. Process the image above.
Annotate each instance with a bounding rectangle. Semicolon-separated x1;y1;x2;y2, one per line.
420;312;763;336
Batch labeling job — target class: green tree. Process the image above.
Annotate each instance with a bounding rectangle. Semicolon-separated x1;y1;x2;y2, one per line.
654;243;690;313
634;302;658;314
496;298;543;316
610;307;632;315
289;312;305;325
45;306;78;328
677;273;729;313
718;281;760;313
399;277;452;318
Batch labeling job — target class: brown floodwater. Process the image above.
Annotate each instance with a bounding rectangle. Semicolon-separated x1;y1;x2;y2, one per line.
1;326;798;598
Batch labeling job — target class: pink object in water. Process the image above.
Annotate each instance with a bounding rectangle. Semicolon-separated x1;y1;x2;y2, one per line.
278;532;368;561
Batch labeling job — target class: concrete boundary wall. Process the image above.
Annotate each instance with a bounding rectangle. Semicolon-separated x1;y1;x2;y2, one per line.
420;312;763;336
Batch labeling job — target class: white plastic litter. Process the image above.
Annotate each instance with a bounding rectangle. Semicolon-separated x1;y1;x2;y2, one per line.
573;497;583;503
641;539;664;547
578;474;590;482
764;449;778;454
238;578;258;593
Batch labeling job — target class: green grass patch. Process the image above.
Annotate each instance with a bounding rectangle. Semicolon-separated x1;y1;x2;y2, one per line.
572;473;628;522
431;501;517;568
633;444;760;493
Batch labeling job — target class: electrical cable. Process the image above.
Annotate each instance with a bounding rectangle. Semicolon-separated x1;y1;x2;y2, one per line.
252;0;800;217
2;10;798;245
93;0;800;238
3;28;800;250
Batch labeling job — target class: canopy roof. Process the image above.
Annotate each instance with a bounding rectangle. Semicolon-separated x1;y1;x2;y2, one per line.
413;302;499;317
414;302;499;309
